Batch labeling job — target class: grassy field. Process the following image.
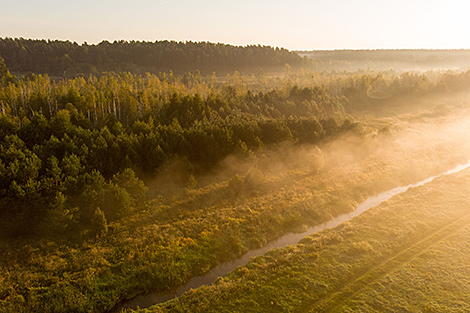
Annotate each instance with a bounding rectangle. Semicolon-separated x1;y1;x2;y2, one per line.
139;165;470;313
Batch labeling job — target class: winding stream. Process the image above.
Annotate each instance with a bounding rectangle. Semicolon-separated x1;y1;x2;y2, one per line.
111;160;470;312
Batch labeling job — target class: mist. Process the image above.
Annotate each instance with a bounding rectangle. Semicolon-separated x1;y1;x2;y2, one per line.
145;90;470;222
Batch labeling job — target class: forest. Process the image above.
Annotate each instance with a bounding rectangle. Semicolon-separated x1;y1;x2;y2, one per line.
0;38;306;77
2;42;470;312
299;49;470;72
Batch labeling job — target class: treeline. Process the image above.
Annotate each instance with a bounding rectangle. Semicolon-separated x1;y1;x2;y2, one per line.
300;49;470;63
299;49;470;72
282;69;470;110
0;38;305;77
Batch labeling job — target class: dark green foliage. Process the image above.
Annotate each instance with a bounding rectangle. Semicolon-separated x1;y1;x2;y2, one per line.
0;56;15;86
112;168;148;205
0;114;19;138
0;38;305;77
50;109;72;137
45;192;78;234
91;207;108;237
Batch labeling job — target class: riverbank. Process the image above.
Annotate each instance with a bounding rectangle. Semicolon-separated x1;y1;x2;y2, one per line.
138;163;470;312
113;159;470;311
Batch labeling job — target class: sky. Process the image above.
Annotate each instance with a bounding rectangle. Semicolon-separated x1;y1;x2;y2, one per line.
1;0;470;50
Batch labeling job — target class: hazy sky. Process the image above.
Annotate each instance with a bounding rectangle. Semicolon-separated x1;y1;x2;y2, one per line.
1;0;470;50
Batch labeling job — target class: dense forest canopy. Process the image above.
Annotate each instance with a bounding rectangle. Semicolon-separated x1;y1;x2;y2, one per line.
0;62;352;238
0;38;306;77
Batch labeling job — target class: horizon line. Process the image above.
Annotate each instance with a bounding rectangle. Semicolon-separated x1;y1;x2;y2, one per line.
1;36;470;52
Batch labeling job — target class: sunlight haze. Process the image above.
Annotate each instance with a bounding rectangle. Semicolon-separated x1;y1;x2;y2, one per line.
1;0;470;49
4;0;470;312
